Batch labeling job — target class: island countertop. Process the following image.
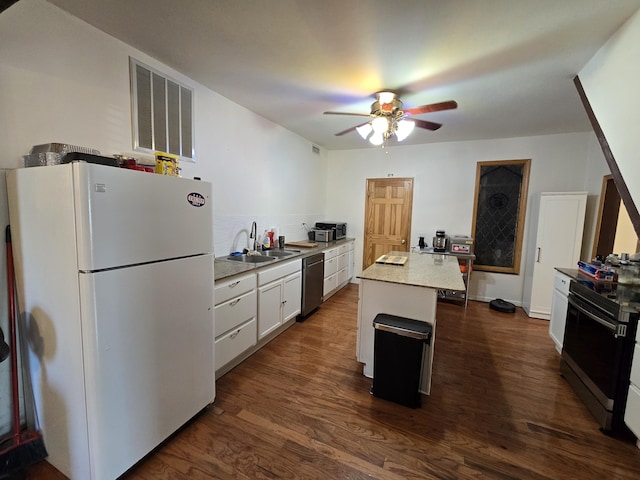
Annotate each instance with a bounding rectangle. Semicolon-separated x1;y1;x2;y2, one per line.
358;250;465;291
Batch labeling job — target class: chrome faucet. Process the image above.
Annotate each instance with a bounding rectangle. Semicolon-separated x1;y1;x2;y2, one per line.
249;221;258;252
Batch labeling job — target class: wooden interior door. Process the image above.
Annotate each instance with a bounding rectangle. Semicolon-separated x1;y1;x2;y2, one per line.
592;174;640;258
592;175;621;259
362;177;414;269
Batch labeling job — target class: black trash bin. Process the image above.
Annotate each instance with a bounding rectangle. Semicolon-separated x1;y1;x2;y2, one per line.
371;313;432;408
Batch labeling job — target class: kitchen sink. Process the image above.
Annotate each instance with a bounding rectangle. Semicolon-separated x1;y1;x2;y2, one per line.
223;254;276;263
260;249;300;258
221;249;301;263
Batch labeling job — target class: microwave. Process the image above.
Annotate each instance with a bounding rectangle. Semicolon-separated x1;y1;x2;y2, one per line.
315;222;347;240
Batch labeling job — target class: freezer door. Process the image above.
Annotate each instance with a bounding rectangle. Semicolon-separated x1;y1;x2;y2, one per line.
78;255;214;480
73;162;212;271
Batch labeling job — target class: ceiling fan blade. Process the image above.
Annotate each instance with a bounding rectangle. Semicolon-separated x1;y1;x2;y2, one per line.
324;111;371;117
413;119;442;131
404;100;458;116
335;121;370;136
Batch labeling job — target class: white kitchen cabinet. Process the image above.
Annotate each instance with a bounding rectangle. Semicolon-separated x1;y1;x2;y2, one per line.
337;250;348;271
214;273;257;372
324;247;338;274
283;271;302;322
348;242;355;279
258;281;283;339
549;270;571;353
323;247;339;298
323;241;355;300
257;258;302;339
215;319;257;374
625;328;640;447
323;273;338;297
522;192;587;320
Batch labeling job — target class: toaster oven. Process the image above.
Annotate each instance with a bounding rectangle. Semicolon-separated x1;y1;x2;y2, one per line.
312;229;333;242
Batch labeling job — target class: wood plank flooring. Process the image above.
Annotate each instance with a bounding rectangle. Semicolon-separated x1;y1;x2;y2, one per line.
25;284;640;479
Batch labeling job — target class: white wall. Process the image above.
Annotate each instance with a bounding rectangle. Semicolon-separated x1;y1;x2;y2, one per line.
579;8;640;217
614;205;637;254
325;132;609;304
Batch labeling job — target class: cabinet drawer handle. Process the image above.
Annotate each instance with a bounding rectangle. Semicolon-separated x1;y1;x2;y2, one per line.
229;298;241;307
230;328;241;339
229;281;240;288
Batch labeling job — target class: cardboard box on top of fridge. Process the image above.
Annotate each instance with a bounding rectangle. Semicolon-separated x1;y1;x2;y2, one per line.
155;151;180;176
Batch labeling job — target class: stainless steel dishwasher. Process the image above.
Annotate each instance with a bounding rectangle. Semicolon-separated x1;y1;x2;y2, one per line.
298;253;324;320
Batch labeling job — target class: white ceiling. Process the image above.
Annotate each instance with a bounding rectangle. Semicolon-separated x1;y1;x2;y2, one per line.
46;0;640;150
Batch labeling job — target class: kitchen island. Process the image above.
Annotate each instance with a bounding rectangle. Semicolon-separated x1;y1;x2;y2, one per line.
357;251;465;395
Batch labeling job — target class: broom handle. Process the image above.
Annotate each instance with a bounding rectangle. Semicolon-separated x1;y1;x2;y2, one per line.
6;225;21;440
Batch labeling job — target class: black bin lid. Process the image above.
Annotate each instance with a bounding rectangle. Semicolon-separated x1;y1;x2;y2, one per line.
373;313;432;340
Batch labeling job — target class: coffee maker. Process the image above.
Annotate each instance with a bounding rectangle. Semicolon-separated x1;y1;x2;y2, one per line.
433;230;448;252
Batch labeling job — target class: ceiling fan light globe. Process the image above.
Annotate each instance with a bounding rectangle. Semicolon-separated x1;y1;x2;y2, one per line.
371;116;389;134
395;119;415;141
369;132;384;146
377;91;395;104
356;123;373;140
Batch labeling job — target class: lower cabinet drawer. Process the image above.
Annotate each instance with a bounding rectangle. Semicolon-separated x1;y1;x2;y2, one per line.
215;273;256;305
325;257;338;276
337;253;348;270
338;267;349;286
215;318;257;371
214;289;257;337
624;383;640;438
323;273;337;296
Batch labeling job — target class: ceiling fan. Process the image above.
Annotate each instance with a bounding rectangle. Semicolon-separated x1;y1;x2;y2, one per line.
324;91;457;145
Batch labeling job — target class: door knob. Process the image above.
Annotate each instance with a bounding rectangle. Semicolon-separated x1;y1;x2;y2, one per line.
401;239;406;244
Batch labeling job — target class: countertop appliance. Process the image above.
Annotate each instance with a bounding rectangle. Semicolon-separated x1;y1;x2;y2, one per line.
7;163;215;480
449;235;474;254
561;279;640;433
433;230;448;252
299;253;324;319
311;228;333;242
315;222;347;240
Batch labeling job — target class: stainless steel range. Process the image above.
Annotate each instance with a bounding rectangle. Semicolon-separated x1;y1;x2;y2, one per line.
561;279;640;433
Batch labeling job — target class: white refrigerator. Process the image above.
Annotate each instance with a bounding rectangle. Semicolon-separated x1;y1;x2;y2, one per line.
7;162;215;480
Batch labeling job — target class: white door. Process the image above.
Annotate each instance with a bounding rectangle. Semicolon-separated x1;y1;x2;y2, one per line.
528;193;586;317
73;163;213;270
283;272;302;322
79;255;214;480
258;282;282;339
549;287;569;352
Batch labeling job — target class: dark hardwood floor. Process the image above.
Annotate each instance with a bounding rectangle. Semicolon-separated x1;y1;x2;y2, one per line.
25;284;640;479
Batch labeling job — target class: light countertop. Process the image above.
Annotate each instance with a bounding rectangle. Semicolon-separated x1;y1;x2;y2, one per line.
358;250;465;291
214;238;355;282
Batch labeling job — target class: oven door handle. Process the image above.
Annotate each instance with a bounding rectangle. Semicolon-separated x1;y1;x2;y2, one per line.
567;295;617;333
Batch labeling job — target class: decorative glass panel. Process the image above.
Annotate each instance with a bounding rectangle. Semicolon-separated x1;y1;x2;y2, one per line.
471;159;531;274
